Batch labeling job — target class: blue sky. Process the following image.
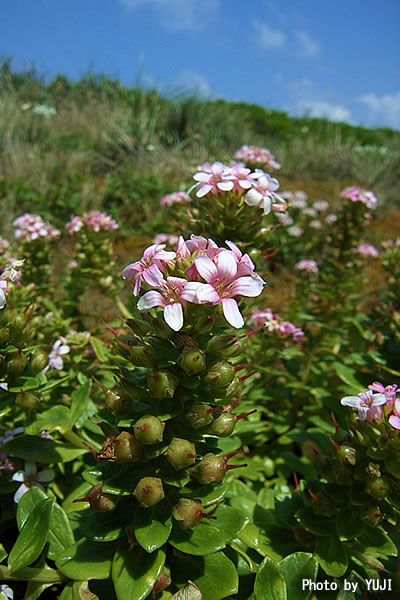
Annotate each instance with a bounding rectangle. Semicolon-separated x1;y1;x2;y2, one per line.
1;0;400;129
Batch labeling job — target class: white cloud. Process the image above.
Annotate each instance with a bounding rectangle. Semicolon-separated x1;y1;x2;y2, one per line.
176;70;212;97
297;101;351;123
358;92;400;129
295;31;320;57
251;19;286;49
119;0;219;32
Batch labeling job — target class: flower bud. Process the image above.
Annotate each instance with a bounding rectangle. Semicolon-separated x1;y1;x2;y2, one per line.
360;505;384;526
189;453;226;484
105;388;134;417
113;431;142;462
177;346;205;376
0;327;10;344
15;391;39;410
172;498;215;528
336;445;356;466
130;343;157;367
165;438;197;470
207;335;245;357
204;361;235;390
134;477;165;508
365;477;390;499
133;415;165;444
152;568;171;597
185;402;214;429
148;368;178;399
29;350;48;375
74;483;118;512
9;314;26;343
191;315;214;336
201;411;236;437
126;318;152;337
7;352;28;380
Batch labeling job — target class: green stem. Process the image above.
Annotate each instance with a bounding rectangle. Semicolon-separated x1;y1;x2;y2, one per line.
62;429;89;449
115;295;132;319
0;565;68;583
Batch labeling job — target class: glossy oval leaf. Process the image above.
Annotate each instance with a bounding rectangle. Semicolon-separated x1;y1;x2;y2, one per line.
173;551;238;600
68;379;92;429
336;508;365;541
8;497;54;573
134;501;172;553
81;500;135;542
315;536;348;577
254;556;287;600
358;525;398;556
112;542;165;600
59;580;100;600
82;462;149;495
56;539;118;580
212;504;249;543
169;519;226;556
295;507;336;536
278;552;318;600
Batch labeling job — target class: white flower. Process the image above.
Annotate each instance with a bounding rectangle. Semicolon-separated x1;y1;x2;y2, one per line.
12;462;55;503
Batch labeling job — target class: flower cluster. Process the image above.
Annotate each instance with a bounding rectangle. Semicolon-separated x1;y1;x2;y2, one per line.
191;161;286;215
123;236;265;330
234;145;280;170
152;233;179;246
341;382;399;428
160;191;190;207
355;243;379;258
65;211;119;233
339;186;378;210
45;337;70;371
295;259;319;273
13;214;60;243
0;260;24;310
248;308;304;342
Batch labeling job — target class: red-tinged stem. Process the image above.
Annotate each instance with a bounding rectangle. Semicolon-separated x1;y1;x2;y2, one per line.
82;441;98;458
225;463;247;471
236;409;257;420
26;308;34;321
329;436;340;450
92;375;108;393
238;370;257;383
331;411;339;431
73;496;90;504
118;341;132;350
234;364;251;372
102;321;120;337
245;326;263;337
293;472;299;490
225;397;242;411
206;406;221;414
200;513;217;520
308;490;319;502
224;448;247;462
263;251;277;260
23;301;33;314
307;440;319;455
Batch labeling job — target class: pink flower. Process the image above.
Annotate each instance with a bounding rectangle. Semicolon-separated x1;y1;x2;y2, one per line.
288;226;303;237
340;186;378;209
13;214;60;242
192;162;235;198
389;399;400;430
234;145;280;170
341;389;387;422
137;277;188;331
279;321;305;341
230;163;258;192
310;220;323;229
181;251;264;328
313;200;329;212
326;214;338;224
161;191;190;207
48;338;70;370
368;382;398;410
295;260;318;273
244;173;286;215
355;243;379;258
122;244;176;295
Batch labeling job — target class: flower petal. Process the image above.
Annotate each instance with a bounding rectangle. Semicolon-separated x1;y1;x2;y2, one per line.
244;189;262;207
14;483;29;503
195;256;218;282
38;469;55;482
164;303;183;331
11;470;25;483
142;264;164;288
137;291;165;310
340;396;361;407
230;276;264;298
195;283;220;304
389;415;400;430
222;298;244;328
216;251;238;280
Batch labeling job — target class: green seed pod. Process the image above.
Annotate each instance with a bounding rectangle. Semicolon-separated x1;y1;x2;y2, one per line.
201;411;236;437
134;477;165;508
126;318;152;337
177;346;205;376
191;315;214;336
76;483;118;512
105;388;134;417
336;445;356;466
113;431;142;462
7;352;28;380
212;377;239;399
189;453;226;484
172;498;208;528
133;415;165;444
130;342;157;367
360;505;384;526
185;402;214;429
0;327;10;344
148;368;179;399
206;335;245;357
204;361;235;390
165;438;197;470
29;350;48;375
365;477;390;499
15;391;39;410
9;314;26;343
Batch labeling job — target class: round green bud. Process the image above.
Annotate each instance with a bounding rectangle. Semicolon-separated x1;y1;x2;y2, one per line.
105;389;134;417
360;505;383;526
185;403;214;429
126;318;152;337
79;483;118;512
177;346;205;376
204;361;235;390
133;415;165;444
148;368;179;399
15;391;39;410
172;498;207;528
201;411;236;437
113;431;142;462
134;477;165;508
336;445;356;466
365;477;390;499
189;453;226;484
130;343;157;367
0;327;10;344
9;314;26;341
29;350;48;375
7;352;28;380
165;438;197;470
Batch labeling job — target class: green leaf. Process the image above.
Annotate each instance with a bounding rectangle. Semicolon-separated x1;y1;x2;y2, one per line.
386;458;400;478
17;487;75;560
90;336;111;362
173;551;238;600
8;498;54;573
9;376;40;392
212;504;249;542
82;462;148;495
336;571;365;600
69;380;92;429
336;508;365;541
169;519;226;556
0;543;7;563
238;523;298;563
112;542;165;600
278;553;319;600
81;499;135;542
295;508;336;536
254;556;287;600
314;536;348;577
56;539;118;580
332;362;363;393
3;434;86;463
24;405;72;434
358;525;398;556
59;581;100;600
182;483;227;506
134;501;172;553
23;557;57;600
